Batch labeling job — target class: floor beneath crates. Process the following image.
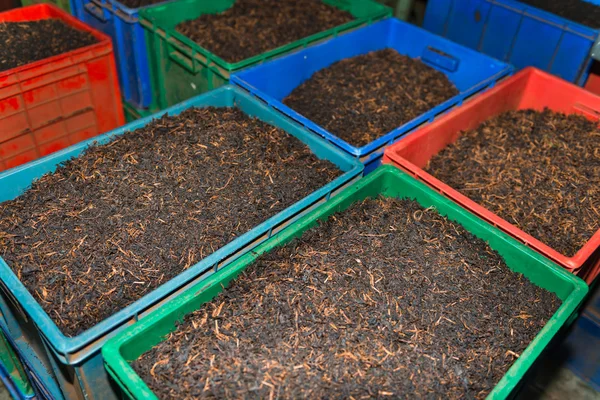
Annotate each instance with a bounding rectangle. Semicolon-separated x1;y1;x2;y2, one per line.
0;383;9;400
523;364;599;400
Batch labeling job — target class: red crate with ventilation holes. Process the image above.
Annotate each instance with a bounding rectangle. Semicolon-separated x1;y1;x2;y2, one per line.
0;3;124;172
383;67;600;283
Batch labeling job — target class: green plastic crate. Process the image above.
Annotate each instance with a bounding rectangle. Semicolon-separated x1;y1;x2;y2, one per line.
139;0;391;110
123;99;154;123
103;165;588;400
0;330;34;399
20;0;71;13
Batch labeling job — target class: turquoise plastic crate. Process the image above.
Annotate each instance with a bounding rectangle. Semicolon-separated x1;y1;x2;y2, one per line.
0;85;363;400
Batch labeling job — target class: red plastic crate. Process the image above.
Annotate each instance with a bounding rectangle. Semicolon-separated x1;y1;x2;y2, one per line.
383;67;600;284
0;3;124;172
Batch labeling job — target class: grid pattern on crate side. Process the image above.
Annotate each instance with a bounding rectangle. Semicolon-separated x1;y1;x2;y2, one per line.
0;63;102;171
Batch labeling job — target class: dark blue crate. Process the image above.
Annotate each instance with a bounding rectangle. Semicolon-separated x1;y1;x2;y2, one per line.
563;285;600;391
231;18;512;174
74;0;160;109
423;0;599;86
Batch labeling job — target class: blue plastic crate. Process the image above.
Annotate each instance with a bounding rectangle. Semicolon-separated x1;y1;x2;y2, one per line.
0;85;363;400
423;0;599;86
231;18;512;174
74;0;163;109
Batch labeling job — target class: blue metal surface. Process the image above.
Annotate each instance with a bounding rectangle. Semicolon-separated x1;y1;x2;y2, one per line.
0;85;363;399
423;0;598;86
231;18;512;173
73;0;162;109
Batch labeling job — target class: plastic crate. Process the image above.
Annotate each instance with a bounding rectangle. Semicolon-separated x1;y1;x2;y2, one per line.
423;0;598;86
73;0;173;109
123;98;152;122
562;284;600;392
102;164;588;400
20;0;71;13
0;4;125;173
382;67;600;283
0;322;57;400
139;0;392;111
232;18;512;174
0;329;35;399
0;85;363;400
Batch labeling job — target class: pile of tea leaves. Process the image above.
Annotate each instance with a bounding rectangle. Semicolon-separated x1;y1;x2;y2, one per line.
176;0;354;63
284;49;459;147
134;196;559;399
519;0;600;29
0;19;97;72
0;107;339;336
426;108;600;257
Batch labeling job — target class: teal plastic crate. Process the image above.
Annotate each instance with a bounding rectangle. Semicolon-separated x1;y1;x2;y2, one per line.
103;165;588;400
0;85;363;400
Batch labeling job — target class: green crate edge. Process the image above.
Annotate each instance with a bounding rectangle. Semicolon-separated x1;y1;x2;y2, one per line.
0;330;34;397
123;100;154;123
102;165;588;400
139;0;392;109
20;0;71;14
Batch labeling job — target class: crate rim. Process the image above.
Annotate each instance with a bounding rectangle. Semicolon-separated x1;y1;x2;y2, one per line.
383;66;600;281
0;3;114;80
102;164;589;400
138;0;392;74
0;85;364;362
230;17;514;162
91;0;180;19
105;0;174;14
484;0;599;39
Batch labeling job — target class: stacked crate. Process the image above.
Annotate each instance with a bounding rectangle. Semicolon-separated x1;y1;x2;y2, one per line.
0;0;598;399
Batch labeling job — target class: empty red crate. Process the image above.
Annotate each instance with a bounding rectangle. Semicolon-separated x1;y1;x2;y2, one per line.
383;67;600;283
0;3;124;172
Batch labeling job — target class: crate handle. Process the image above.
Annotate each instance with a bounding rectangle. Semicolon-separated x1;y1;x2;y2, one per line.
422;47;459;73
169;50;199;74
167;40;200;74
84;2;109;23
